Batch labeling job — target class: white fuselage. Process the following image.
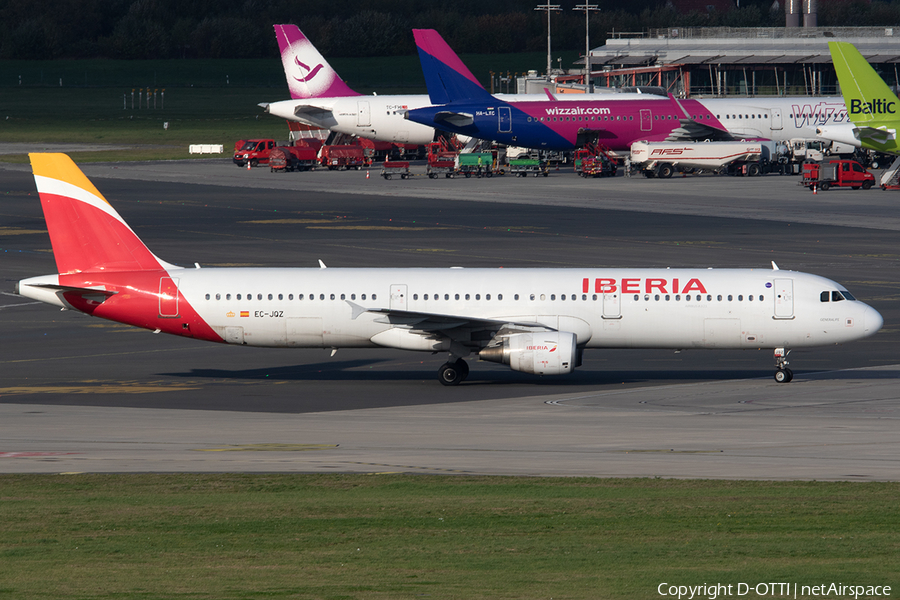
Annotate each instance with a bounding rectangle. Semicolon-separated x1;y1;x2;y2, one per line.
266;94;850;148
20;267;880;352
263;92;665;145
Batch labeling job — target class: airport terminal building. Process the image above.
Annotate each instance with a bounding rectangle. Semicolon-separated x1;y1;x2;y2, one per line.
584;26;900;98
520;26;900;98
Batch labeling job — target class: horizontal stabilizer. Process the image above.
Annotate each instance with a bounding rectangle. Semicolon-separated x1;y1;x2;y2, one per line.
434;111;475;127
855;125;897;143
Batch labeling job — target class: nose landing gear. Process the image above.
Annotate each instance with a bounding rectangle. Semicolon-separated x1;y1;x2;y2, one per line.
774;348;793;383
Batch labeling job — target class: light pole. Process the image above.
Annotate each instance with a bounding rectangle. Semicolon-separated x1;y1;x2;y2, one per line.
534;3;561;81
574;4;600;93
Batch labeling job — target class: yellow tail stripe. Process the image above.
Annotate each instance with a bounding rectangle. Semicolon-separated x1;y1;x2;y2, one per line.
29;153;110;207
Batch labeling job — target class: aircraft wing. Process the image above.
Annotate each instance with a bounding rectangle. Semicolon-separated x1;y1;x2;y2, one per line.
356;304;554;333
434;111;475;127
665;94;735;142
666;118;736;142
350;302;556;353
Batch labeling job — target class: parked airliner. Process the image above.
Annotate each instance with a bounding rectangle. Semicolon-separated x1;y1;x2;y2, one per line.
407;29;853;151
15;154;881;384
258;24;661;145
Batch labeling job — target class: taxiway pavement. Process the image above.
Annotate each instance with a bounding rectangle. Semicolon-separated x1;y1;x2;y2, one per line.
2;160;897;478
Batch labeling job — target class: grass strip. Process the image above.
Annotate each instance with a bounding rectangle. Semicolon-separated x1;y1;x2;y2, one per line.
0;474;897;599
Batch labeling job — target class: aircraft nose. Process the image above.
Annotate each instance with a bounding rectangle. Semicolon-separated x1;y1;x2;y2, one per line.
864;304;884;336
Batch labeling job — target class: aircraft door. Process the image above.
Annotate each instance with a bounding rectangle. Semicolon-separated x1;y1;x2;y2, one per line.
771;108;783;130
358;101;371;127
773;278;794;318
390;284;407;310
158;277;179;318
499;107;512;133
640;109;652;132
602;292;621;319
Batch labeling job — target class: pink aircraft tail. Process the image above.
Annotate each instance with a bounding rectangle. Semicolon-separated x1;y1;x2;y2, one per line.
274;24;359;99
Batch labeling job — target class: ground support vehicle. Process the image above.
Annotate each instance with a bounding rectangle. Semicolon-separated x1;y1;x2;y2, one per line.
578;154;618;178
426;141;458;178
457;152;494;178
320;145;367;170
509;158;548;177
878;155;900;189
631;141;764;178
800;159;875;191
233;139;280;167
268;146;318;172
381;161;410;180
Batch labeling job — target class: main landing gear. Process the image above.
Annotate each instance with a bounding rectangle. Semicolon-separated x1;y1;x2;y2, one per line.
438;358;469;386
774;348;793;383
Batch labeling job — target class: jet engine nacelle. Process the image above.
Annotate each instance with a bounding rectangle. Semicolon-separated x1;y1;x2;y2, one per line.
479;331;577;375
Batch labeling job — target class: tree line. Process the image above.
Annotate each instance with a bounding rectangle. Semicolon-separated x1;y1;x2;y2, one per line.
1;0;897;60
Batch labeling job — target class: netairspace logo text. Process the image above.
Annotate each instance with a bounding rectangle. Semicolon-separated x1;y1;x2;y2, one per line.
658;582;892;600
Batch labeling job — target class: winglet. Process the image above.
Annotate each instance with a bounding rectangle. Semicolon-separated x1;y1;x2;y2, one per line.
274;24;359;100
413;29;494;105
771;261;780;271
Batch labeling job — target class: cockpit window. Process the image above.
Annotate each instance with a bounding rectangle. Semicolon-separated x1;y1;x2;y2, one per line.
832;291;845;302
841;290;856;301
820;291;829;302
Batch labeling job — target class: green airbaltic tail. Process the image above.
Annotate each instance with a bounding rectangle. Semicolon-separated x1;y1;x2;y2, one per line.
829;41;900;153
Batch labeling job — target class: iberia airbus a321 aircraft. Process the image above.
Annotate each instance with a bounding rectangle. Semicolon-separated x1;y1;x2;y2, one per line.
17;154;882;385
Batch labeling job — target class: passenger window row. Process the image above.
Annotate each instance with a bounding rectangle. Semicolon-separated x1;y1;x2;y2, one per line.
205;293;377;301
633;294;765;302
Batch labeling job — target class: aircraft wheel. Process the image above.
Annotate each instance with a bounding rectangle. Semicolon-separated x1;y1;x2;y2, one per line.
774;368;793;383
863;180;873;190
438;362;465;386
819;182;830;191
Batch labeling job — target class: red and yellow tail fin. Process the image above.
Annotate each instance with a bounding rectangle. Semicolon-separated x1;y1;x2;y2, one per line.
30;153;171;275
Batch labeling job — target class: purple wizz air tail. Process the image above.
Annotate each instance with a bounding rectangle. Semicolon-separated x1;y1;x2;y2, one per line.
275;24;358;99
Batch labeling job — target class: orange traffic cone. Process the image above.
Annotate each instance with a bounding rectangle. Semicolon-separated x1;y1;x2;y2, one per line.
246;161;251;171
366;170;370;179
813;183;817;194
